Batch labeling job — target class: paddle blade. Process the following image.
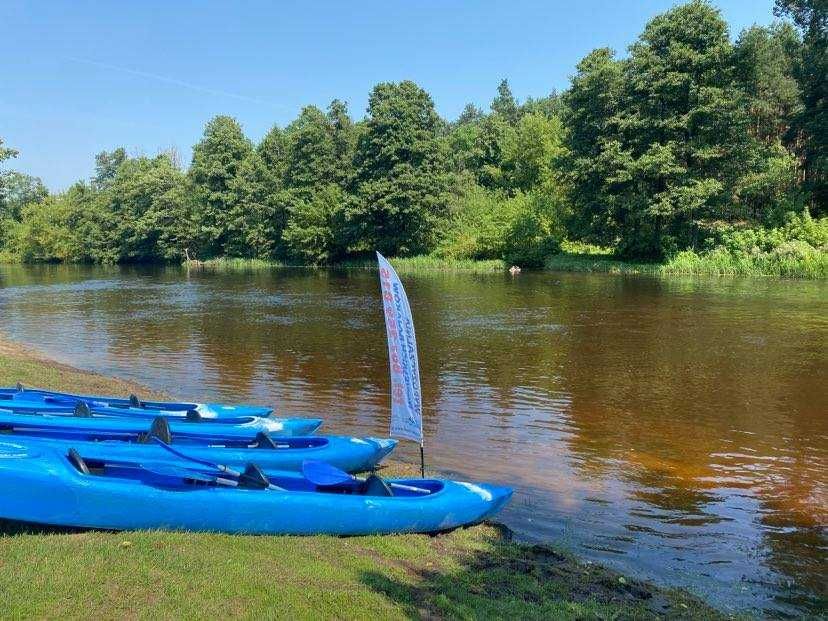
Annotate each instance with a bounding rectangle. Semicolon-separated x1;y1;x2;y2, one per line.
141;462;215;483
301;460;354;487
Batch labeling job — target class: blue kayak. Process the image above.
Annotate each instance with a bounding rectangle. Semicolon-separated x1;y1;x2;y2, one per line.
0;441;513;535
1;385;272;419
0;408;322;439
0;417;395;473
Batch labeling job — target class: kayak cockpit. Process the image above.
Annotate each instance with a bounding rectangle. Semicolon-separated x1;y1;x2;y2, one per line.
64;450;443;498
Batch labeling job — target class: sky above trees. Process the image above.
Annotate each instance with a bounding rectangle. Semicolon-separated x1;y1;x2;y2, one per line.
1;0;775;190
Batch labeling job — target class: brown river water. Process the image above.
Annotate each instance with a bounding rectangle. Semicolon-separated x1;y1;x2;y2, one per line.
0;264;825;616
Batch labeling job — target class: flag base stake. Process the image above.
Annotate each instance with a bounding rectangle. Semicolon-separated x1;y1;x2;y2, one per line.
419;444;425;479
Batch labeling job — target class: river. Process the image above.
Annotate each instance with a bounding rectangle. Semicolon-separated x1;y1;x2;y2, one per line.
0;264;825;616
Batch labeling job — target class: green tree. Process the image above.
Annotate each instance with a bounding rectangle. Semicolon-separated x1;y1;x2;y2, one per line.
775;0;827;213
521;91;564;119
0;171;47;221
456;114;513;189
188;116;253;256
491;79;520;125
501;113;566;192
614;1;761;256
456;103;484;126
7;183;112;263
92;148;127;190
326;99;356;186
561;47;626;245
282;184;347;264
0;137;20;219
734;23;803;143
258;125;288;183
227;151;280;258
284;106;338;191
438;185;562;266
348;81;451;255
255;125;291;255
105;154;190;261
0;137;16;163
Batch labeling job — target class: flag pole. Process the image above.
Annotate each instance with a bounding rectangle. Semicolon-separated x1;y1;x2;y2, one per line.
376;252;426;478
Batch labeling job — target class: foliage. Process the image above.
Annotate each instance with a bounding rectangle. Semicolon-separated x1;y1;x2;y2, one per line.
547;212;827;278
282;185;347;264
188;116;254;257
347;81;452;256
734;23;803;144
0;171;47;221
774;0;827;212
0;1;824;274
92;148;127;190
438;185;562;267
491;79;521;125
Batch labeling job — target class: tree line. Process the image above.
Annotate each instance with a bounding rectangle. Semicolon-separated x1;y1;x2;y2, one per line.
0;0;825;267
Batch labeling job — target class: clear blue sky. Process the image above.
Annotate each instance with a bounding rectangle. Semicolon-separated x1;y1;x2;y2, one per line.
1;0;777;190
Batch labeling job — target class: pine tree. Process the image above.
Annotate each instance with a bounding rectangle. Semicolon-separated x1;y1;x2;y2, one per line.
348;81;451;255
188;116;253;256
491;79;520;125
774;0;827;212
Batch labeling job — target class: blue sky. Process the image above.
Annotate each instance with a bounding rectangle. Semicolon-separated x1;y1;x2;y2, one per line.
1;0;778;190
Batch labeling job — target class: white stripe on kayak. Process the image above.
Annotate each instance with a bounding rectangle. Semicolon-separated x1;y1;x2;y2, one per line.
456;481;493;502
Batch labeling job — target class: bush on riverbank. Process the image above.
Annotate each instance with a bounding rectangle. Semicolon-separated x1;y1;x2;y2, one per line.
542;214;828;279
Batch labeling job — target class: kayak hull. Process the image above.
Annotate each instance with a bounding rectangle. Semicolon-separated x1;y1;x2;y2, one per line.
0;387;272;419
0;406;322;437
0;442;512;535
5;434;397;473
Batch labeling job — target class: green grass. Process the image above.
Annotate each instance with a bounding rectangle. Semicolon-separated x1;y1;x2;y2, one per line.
342;255;507;273
661;248;828;278
188;255;507;273
0;335;724;619
187;257;286;271
546;241;828;279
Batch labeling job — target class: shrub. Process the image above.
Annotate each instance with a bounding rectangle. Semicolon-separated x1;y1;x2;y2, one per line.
282;185;347;265
438;185;562;267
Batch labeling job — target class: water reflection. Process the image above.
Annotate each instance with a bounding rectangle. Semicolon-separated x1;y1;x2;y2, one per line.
0;264;825;615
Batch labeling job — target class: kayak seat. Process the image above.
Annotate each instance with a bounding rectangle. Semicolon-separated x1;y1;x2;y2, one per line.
185;409;202;422
129;394;142;408
74;402;93;417
68;448;90;475
254;432;278;449
238;463;270;489
138;417;173;445
363;474;394;497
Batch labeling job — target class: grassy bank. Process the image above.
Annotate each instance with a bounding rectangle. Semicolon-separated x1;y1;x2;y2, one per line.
544;248;828;278
185;241;826;279
189;255;507;274
0;334;724;619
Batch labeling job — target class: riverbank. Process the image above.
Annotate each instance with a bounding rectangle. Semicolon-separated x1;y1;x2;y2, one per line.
190;255;508;274
0;333;724;619
181;245;827;279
